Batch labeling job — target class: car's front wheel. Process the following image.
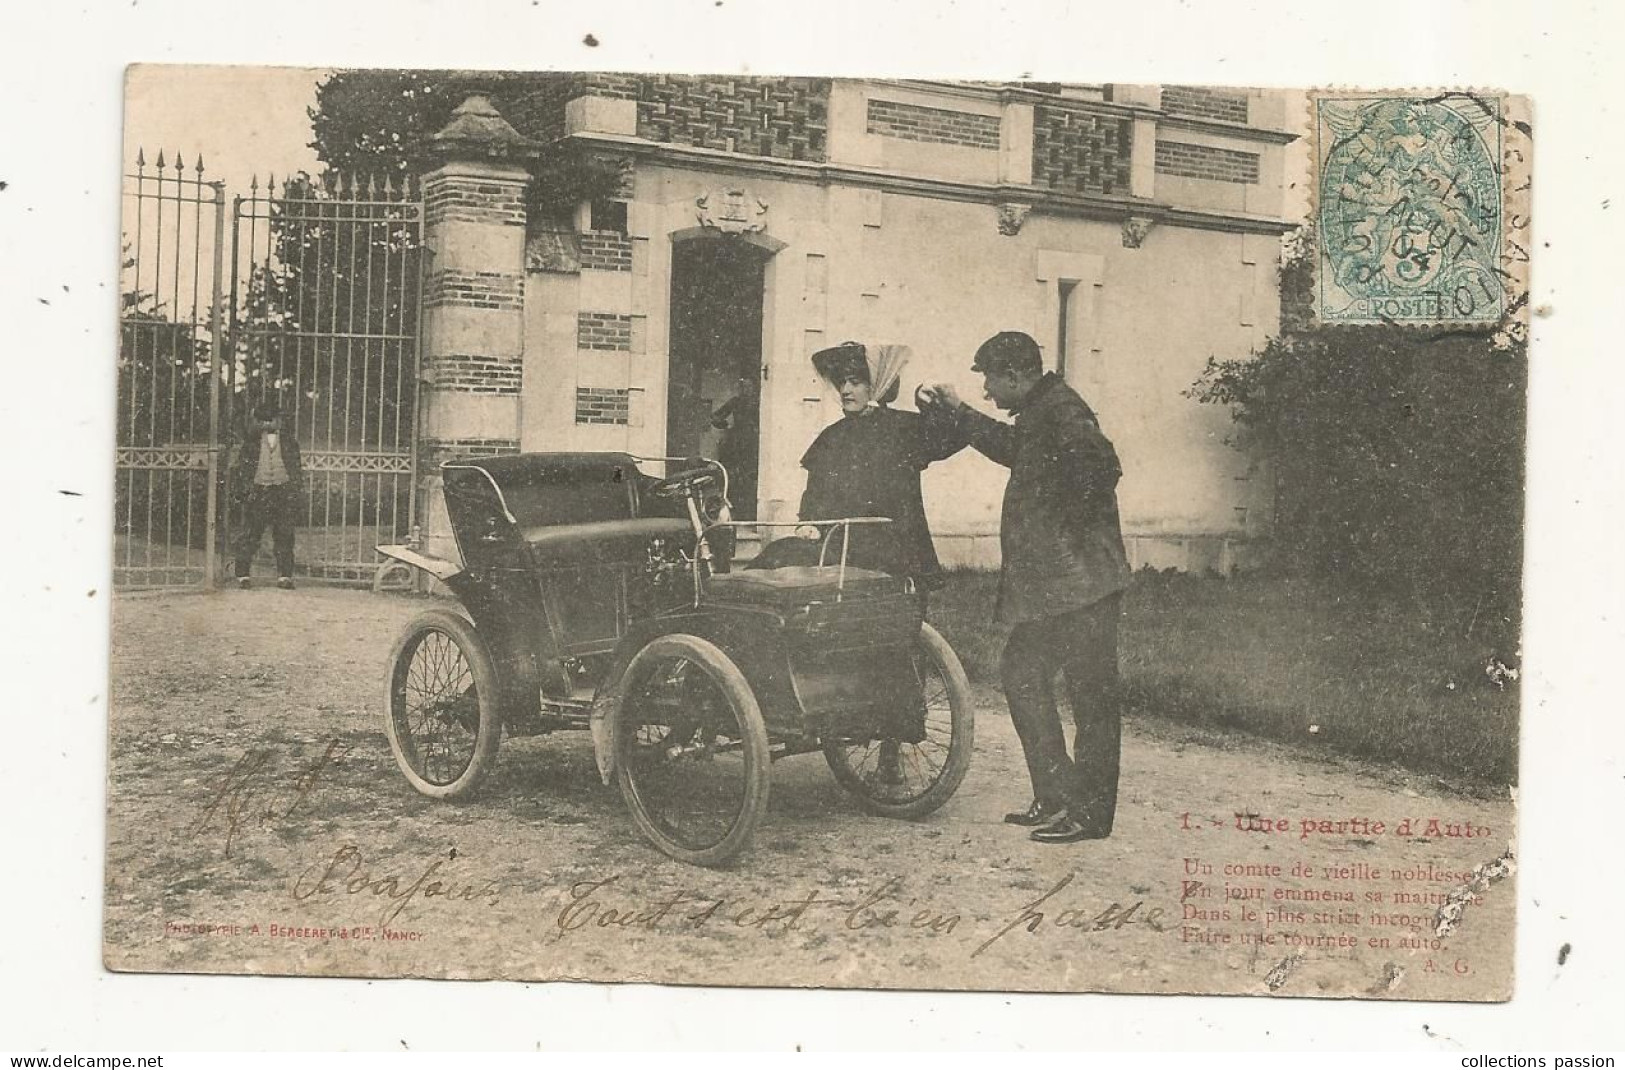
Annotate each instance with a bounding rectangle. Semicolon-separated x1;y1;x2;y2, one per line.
384;609;502;800
611;634;770;867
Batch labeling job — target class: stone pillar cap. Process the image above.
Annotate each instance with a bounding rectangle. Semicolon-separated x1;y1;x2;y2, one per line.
429;92;542;163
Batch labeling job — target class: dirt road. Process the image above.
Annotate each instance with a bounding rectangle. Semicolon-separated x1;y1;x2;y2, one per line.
105;587;1515;999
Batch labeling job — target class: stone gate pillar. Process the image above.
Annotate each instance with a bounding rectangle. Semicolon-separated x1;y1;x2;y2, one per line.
416;92;538;562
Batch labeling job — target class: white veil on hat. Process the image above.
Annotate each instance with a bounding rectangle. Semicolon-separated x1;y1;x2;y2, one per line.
812;341;913;406
865;343;911;405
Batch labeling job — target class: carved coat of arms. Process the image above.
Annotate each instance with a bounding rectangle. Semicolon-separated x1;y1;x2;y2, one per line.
696;187;769;234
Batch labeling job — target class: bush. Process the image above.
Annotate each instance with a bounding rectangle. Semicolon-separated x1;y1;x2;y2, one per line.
1190;238;1525;648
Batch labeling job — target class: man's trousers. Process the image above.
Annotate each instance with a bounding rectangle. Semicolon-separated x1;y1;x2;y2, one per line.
233;483;299;579
999;593;1123;833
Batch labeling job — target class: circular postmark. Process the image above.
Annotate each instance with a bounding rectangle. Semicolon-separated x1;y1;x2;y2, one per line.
1317;97;1503;324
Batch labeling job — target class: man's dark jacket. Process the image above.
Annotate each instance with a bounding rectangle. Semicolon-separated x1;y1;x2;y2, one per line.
951;372;1131;623
231;420;304;495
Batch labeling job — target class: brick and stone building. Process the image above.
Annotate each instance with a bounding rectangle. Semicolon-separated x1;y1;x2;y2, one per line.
418;78;1298;572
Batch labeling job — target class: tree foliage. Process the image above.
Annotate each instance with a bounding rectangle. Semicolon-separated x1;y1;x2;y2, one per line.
117;241;219;550
1191;229;1525;639
233;172;421;452
118;243;215;447
307;69;630;224
308;70;460;178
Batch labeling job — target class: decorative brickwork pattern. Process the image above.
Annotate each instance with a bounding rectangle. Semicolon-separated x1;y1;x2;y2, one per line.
865;98;1001;149
1154;140;1260;184
425;269;524;310
1161;86;1250;125
423;179;527;228
579;230;633;272
636;76;828;160
575;387;631;425
503;75;830;161
427;354;521;395
578;312;634;351
577;73;643;100
1031;105;1133;196
425;438;521;470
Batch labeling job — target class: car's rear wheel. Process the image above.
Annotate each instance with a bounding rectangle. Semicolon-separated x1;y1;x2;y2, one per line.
612;634;769;867
822;622;974;819
384;610;502;800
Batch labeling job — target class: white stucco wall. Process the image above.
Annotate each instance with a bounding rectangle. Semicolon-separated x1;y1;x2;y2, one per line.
516;80;1294;571
522;167;1280;569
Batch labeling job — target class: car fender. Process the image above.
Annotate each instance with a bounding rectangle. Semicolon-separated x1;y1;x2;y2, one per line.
588;604;799;783
376;543;463;582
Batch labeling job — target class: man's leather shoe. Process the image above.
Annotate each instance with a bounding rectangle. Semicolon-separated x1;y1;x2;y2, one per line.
1004;800;1065;827
1030;816;1111;844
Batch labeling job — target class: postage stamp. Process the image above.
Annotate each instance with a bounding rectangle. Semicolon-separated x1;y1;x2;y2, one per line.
105;67;1527;1001
1311;91;1530;327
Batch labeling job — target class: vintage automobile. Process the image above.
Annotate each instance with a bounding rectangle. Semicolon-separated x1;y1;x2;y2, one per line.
377;452;973;867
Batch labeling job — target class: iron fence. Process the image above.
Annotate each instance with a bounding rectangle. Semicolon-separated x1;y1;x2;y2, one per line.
228;172;425;582
117;155;425;588
116;151;225;587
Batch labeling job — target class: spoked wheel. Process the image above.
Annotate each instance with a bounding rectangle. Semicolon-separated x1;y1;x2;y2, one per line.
822;622;974;819
384;610;502;800
612;634;769;867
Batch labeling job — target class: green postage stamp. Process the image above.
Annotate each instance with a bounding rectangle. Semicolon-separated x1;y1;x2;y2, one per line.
1311;91;1531;327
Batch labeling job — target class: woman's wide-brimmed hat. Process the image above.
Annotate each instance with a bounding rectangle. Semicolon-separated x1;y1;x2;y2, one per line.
811;341;911;405
811;341;868;384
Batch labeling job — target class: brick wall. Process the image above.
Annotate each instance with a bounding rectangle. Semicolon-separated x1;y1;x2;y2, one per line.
639;76;827;160
425;269;524;310
1031;105;1133;196
579;230;632;272
524;75;828;161
1161;86;1250;125
426;353;521;395
1154;140;1260;184
502;74;829;161
423;437;521;470
578;73;644;100
423;179;527;228
865;98;1001;150
577;312;633;350
575;387;630;425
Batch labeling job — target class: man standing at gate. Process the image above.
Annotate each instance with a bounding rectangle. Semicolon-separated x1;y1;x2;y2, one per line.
920;331;1132;844
232;396;303;589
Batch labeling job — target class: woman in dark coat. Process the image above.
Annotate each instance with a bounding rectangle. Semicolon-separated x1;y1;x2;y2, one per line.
793;341;964;592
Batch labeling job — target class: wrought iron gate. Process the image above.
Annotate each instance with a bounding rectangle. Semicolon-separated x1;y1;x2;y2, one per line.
228;173;424;583
116;152;226;587
117;154;424;588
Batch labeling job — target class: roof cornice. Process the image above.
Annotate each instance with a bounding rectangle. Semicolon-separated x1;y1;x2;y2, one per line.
565;133;1299;236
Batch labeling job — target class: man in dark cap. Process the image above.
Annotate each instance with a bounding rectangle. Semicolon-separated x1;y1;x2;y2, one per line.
921;331;1132;843
231;396;303;589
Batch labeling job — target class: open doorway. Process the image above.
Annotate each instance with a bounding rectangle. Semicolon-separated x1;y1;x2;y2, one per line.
666;237;769;520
